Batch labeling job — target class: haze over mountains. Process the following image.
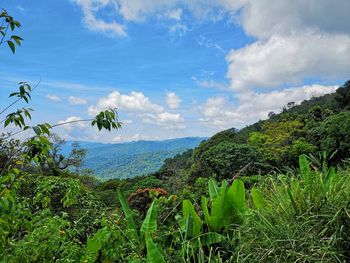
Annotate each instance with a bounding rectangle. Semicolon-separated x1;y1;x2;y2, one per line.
64;137;206;180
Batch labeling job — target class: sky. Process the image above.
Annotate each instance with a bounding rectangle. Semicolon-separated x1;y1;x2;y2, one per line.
0;0;349;143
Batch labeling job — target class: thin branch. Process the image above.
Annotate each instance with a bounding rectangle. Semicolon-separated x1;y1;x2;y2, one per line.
228;161;253;183
50;119;93;129
0;78;41;115
0;22;9;46
3;118;94;139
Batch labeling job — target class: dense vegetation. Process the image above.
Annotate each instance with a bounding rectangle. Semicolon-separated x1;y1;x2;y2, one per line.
1;10;350;262
62;138;205;180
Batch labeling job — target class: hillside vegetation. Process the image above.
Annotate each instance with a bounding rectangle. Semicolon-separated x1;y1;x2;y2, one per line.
2;81;350;262
63;137;206;180
1;9;350;263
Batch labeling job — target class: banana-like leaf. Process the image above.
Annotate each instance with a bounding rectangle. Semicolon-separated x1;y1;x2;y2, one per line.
141;199;159;238
219;180;228;192
182;200;202;237
183;214;194;240
286;187;300;215
198;232;226;247
146;236;166;263
227;179;246;213
85;227;110;262
118;189;138;239
208;189;226;231
299;154;310;180
208;179;219;200
251;188;271;210
201;195;211;227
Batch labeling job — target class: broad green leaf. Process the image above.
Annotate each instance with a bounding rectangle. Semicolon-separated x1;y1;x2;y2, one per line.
209;190;226;231
32;126;41;135
141;199;159;238
227;179;246;213
251;188;271;210
145;236;165;263
208;179;219;200
182;200;202;237
85;227;110;262
183;214;194;240
118;189;138;239
299;154;310;179
201;196;211;227
198;232;226;247
286;187;300;215
7;40;15;53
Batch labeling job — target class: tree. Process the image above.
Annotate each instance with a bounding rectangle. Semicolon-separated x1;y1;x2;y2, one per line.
268;111;276;118
248;119;303;165
41;134;87;176
335;80;350;110
193;142;265;180
318;112;350;163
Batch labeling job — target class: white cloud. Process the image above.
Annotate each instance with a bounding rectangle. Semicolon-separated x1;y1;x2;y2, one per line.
72;0;350;92
165;8;183;21
88;90;185;130
197;35;226;54
239;0;350;39
200;84;338;130
113;133;159;142
73;0;126;37
224;0;350;91
46;94;61;102
16;5;26;13
193;77;229;90
68;96;88;105
71;0;240;34
226;33;350;92
72;1;350;38
88;90;163;115
122;119;133;124
166;92;181;109
169;23;188;37
142;112;185;129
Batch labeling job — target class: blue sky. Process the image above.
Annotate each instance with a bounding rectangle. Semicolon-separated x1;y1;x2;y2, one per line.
1;0;349;142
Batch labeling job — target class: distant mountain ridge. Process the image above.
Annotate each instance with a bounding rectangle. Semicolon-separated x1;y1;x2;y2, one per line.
64;137;206;180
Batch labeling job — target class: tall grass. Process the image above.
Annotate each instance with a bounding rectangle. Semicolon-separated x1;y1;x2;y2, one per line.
232;155;350;263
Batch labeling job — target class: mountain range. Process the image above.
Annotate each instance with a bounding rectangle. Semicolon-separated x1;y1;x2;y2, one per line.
63;137;206;180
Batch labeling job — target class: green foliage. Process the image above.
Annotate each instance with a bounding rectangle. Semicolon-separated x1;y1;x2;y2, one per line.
0;9;22;54
199;142;264;180
201;179;247;232
79;137;204;180
335;80;350;110
115;190;165;261
251;188;271;210
235;157;350;262
118;189;138;239
249;119;303;164
91;108;121;131
181;200;202;238
289;138;317;161
7;215;83;262
318;111;350;163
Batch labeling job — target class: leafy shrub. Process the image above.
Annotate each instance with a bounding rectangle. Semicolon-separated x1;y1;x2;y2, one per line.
128;188;167;218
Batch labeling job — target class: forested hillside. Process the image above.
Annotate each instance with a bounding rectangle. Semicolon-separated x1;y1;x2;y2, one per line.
154;87;350;186
63;138;206;179
2;80;350;262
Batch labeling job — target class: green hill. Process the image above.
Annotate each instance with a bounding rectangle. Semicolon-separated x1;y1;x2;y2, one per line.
154;81;350;187
64;137;206;180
